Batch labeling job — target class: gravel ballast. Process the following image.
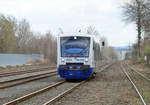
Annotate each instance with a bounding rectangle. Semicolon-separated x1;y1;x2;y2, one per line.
1;62;143;105
0;75;63;104
17;82;78;105
0;65;55;74
54;62;141;105
0;69;56;82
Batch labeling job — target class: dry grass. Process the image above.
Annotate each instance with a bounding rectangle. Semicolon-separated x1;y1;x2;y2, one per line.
129;70;150;104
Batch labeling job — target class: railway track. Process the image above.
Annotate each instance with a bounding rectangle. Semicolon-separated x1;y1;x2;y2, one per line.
0;62;108;89
0;62;107;78
3;81;66;105
43;80;87;105
121;62;148;105
125;62;150;82
0;70;57;89
0;66;56;77
3;63;112;105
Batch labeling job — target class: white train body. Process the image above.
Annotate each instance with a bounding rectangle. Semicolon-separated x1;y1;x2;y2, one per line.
57;33;94;79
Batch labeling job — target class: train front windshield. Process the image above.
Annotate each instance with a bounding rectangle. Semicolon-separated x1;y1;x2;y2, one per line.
61;36;90;57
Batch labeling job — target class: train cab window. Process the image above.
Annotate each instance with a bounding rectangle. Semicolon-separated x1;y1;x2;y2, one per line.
60;36;90;57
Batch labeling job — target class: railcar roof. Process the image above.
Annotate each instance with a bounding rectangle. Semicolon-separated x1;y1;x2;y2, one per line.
58;32;93;38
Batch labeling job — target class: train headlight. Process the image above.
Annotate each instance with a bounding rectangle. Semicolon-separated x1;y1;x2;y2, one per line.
61;58;65;62
85;58;88;62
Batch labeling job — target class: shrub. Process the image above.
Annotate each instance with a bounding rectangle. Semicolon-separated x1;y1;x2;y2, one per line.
6;65;14;68
146;48;150;55
137;57;145;63
0;66;5;70
34;58;43;64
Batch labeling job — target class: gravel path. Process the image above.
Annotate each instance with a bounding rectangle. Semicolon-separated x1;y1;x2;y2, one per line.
0;75;63;104
54;62;141;105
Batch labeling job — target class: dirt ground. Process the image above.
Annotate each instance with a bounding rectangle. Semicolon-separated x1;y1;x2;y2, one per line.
54;62;141;105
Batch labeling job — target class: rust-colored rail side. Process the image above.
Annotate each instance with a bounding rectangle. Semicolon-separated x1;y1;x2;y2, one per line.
0;73;57;89
3;81;65;105
0;66;56;77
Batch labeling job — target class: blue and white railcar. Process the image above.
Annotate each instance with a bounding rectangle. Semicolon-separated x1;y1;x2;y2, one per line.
57;33;94;79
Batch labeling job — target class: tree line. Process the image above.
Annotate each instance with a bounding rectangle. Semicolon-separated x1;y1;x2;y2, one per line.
122;0;150;64
0;14;57;63
0;13;118;64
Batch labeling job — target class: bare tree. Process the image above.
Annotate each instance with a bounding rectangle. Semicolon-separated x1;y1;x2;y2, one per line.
122;0;149;57
37;31;57;64
0;15;16;53
58;28;64;34
86;26;99;35
16;19;34;53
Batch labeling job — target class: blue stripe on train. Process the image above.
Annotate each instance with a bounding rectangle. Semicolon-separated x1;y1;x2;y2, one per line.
58;68;93;79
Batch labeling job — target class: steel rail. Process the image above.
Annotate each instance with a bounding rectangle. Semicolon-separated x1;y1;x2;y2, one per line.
125;62;150;82
43;80;86;105
95;62;110;71
4;63;113;105
43;63;113;105
98;63;108;68
3;80;65;105
0;66;54;75
121;63;146;105
98;62;114;72
0;73;57;89
0;66;56;77
0;70;57;84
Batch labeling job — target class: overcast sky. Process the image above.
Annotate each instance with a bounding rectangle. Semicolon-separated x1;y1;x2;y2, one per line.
0;0;136;47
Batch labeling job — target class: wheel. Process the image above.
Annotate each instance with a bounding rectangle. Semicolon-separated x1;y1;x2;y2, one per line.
91;72;96;78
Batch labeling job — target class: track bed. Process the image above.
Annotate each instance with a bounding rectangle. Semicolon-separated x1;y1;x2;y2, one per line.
54;62;141;105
